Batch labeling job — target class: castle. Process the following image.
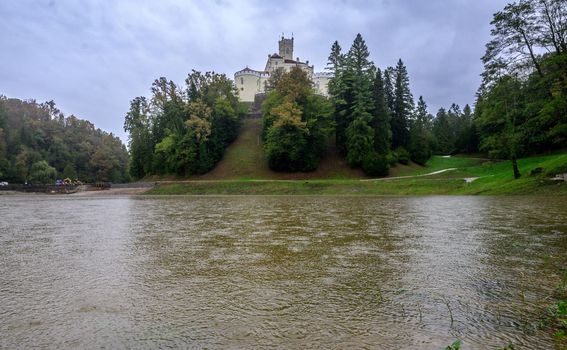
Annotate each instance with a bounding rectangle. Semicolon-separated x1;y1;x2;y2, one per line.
234;35;332;102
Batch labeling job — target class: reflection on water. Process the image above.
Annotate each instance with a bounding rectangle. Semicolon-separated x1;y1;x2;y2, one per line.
1;195;566;349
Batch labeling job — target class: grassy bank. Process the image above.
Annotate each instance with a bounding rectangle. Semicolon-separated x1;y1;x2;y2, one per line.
146;153;567;195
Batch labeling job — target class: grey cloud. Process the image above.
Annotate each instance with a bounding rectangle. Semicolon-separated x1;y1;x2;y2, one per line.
0;0;508;142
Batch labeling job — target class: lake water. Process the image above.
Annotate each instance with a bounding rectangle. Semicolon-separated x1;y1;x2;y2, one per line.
1;195;566;349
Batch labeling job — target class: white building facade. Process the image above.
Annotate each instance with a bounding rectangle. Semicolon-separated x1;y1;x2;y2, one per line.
234;36;332;102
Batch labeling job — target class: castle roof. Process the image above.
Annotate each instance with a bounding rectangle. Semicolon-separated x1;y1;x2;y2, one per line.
237;67;266;73
270;53;283;59
284;59;309;65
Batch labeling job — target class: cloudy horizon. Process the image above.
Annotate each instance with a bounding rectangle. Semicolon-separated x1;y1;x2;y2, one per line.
0;0;509;143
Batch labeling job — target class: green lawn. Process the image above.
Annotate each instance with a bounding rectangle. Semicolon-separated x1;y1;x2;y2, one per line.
146;153;567;195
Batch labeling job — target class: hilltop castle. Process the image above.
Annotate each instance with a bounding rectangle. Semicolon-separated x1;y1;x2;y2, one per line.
234;35;332;102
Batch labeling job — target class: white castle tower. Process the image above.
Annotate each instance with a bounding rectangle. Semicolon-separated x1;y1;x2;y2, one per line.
234;35;332;102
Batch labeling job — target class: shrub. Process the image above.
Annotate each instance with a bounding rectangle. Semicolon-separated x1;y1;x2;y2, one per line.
387;152;398;166
362;152;389;177
410;146;431;166
396;147;410;165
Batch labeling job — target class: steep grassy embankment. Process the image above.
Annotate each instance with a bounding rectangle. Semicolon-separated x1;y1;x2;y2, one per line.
188;118;366;180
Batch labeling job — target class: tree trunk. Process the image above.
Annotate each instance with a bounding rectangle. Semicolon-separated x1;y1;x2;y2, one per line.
521;30;544;78
511;153;521;179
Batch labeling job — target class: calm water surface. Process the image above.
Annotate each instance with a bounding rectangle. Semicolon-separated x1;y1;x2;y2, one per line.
1;195;566;349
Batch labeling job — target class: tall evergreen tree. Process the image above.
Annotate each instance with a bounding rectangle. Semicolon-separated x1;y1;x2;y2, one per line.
409;96;433;165
391;59;414;149
326;41;349;155
344;34;376;167
433;107;454;154
383;67;395;113
372;68;391;155
326;41;343;73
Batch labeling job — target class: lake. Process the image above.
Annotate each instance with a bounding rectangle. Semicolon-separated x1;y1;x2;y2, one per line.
1;195;566;349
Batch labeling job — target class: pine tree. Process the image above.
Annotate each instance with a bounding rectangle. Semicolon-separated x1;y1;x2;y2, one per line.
347;34;375;114
326;41;342;73
372;68;390;155
409;96;432;165
383;67;395;113
326;40;349;154
433;107;454;154
343;34;376;168
391;59;414;149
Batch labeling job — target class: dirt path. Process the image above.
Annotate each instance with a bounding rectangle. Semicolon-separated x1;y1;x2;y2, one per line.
361;168;458;181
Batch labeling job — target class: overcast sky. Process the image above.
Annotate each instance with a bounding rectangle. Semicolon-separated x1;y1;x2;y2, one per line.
0;0;510;143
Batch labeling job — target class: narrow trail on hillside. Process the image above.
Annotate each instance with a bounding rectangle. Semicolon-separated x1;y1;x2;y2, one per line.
360;168;458;181
156;168;481;184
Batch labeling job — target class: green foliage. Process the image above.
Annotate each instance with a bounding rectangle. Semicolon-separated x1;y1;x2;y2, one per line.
546;271;567;347
443;340;461;350
265;101;311;171
386;152;398;166
476;1;567;178
62;163;77;180
328;35;420;171
124;70;243;179
29;160;56;184
396;147;410;165
391;59;413;149
410;96;433;165
262;67;333;172
0;96;128;183
261;91;285;140
346;116;374;167
372;68;391;155
362;152;389;176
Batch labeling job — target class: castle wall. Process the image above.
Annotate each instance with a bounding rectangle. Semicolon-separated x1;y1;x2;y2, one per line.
235;37;331;102
313;73;332;97
235;73;263;102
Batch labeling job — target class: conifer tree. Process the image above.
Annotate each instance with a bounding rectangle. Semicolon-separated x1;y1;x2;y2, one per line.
391;59;414;149
383;67;395;113
342;34;376;166
326;41;349;154
347;34;375;114
409;96;432;165
372;68;390;155
326;41;343;73
433;107;454;154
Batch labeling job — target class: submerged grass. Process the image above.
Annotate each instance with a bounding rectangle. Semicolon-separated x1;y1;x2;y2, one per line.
145;153;567;195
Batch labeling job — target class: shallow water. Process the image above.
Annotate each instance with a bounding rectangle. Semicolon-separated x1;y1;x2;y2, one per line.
1;195;566;349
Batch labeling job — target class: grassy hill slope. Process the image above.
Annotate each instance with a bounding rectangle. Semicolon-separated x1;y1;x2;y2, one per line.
150;152;567;195
190;118;366;180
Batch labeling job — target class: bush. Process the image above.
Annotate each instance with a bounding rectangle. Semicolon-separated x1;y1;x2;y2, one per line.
29;160;57;184
410;146;431;166
362;152;389;177
387;152;398;166
396;147;410;165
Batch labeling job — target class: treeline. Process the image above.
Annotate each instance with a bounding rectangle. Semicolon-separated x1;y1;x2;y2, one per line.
328;35;432;175
475;0;567;177
260;34;481;176
124;71;245;179
0;96;129;184
261;35;441;176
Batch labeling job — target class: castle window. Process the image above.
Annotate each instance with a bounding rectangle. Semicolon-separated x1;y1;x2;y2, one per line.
240;77;244;85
